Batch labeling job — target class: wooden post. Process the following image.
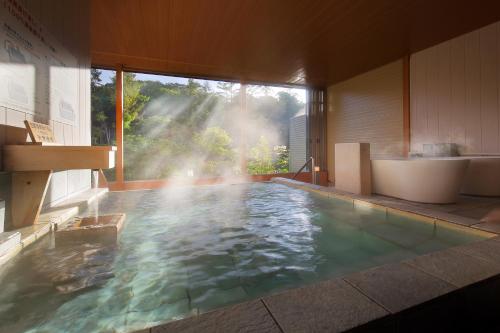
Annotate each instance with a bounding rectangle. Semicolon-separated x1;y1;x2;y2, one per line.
115;65;124;183
311;157;316;185
403;55;411;157
11;171;52;228
239;84;247;174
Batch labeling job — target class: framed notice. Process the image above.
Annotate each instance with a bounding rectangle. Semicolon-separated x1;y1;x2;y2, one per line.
24;120;58;144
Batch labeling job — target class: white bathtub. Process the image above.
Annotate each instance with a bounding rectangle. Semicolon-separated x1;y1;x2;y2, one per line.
461;156;500;196
371;158;470;203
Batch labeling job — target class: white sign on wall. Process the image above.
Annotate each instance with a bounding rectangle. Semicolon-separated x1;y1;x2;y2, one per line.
0;0;79;126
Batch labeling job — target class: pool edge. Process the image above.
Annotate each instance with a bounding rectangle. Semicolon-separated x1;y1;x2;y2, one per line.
0;188;108;268
271;177;496;239
140;236;500;333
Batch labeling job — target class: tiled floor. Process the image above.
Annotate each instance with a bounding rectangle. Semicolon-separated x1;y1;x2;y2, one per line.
299;180;500;233
377;194;500;220
367;193;500;233
273;177;500;234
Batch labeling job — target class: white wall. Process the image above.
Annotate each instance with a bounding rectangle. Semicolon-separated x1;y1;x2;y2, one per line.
410;21;500;155
326;60;404;183
0;0;91;208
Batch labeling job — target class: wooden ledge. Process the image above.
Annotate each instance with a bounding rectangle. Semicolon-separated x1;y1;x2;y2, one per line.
3;145;116;171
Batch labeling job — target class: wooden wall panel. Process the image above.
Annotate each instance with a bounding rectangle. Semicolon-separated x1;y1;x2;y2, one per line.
410;50;426;151
326;60;404;183
480;24;499;153
91;0;500;87
411;21;500;155
426;46;440;144
437;43;452;143
450;37;466;148
464;31;482;153
498;22;500;151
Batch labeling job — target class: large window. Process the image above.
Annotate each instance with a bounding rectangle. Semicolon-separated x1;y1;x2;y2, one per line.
91;68;307;182
122;73;241;180
244;84;306;175
91;68;116;181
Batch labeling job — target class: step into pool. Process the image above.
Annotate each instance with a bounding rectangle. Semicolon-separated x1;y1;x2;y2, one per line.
0;182;488;332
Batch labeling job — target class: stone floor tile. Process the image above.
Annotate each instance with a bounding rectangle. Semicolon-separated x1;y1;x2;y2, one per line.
151;300;280;333
453;204;500;221
263;278;389;333
18;223;51;247
344;262;455;313
404;248;500;288
472;221;500;234
435;220;492;243
453;238;500;265
422;210;478;226
408;195;499;213
0;231;21;256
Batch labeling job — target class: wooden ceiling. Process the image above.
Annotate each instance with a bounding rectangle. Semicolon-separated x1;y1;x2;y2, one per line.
91;0;500;87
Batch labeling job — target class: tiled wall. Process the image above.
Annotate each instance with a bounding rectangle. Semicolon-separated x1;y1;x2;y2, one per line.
1;0;92;209
326;60;404;183
410;21;500;155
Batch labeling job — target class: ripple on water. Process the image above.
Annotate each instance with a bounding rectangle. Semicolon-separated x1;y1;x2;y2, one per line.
0;182;487;333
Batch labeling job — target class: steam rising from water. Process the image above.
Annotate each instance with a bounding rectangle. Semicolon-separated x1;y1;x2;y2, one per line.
122;79;305;186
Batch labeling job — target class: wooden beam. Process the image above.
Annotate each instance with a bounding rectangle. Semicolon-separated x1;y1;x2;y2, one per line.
403;55;411;157
115;65;124;183
11;171;52;228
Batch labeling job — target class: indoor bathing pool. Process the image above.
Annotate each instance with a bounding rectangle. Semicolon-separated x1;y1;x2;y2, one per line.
0;182;488;332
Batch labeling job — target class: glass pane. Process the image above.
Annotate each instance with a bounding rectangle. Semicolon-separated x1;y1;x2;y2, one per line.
91;68;116;181
245;84;307;175
102;70;309;181
122;72;242;181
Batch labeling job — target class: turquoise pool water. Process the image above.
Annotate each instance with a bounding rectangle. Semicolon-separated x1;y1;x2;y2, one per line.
0;182;487;332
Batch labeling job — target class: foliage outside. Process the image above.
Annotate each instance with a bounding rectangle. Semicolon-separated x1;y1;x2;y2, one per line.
91;69;305;180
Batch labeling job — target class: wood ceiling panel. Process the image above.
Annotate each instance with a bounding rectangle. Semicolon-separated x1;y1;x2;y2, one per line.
90;0;500;87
